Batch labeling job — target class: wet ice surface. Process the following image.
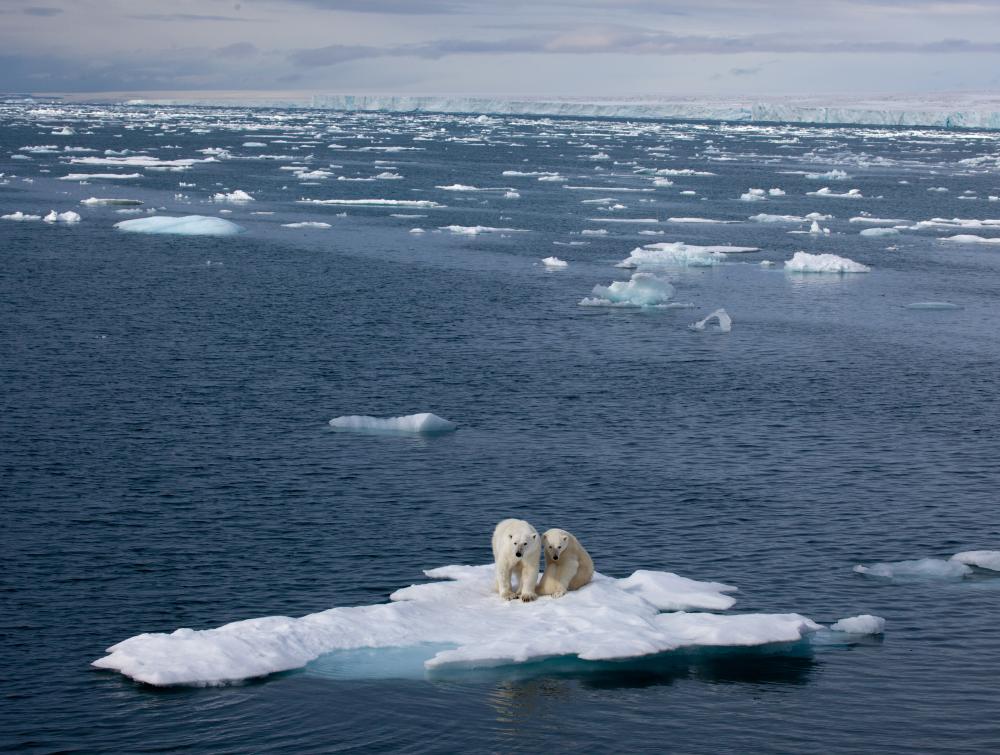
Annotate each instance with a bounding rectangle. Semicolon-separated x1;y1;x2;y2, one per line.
2;102;1000;753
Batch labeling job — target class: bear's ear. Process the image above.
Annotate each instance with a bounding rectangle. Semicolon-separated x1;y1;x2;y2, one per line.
532;533;537;539
508;534;512;538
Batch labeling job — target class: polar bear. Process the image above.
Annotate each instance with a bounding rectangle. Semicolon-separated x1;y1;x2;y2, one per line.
492;518;541;602
537;528;594;598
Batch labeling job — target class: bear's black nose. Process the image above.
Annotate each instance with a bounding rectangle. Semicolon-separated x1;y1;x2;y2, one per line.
515;551;522;557
553;555;559;561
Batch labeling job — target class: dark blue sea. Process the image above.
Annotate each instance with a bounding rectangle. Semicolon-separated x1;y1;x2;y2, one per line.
2;102;999;753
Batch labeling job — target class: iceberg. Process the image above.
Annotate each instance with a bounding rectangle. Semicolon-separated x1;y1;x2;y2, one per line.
580;273;675;307
114;215;244;236
91;563;828;687
690;308;732;333
618;241;757;269
785;252;870;273
328;413;457;434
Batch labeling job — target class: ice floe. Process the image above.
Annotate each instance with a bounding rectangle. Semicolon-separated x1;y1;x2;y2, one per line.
282;222;331;229
785;252;870;273
807;187;864;199
80;197;143;206
580;273;676;307
904;302;963;310
114;215;244;236
439;225;527;235
859;227;899;237
299;199;443;208
951;550;1000;571
328;413;457;434
804;169;849;180
212;189;254;203
830;615;885;634
740;188;768;202
618;241;757;269
43;210;81;224
59;173;144;181
542;256;568;268
2;211;42;221
854;559;971;580
690;308;732;333
940;234;1000;245
91;563;830;686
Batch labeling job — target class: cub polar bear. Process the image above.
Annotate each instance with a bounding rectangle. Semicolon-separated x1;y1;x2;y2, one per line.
492;518;540;602
537;528;594;598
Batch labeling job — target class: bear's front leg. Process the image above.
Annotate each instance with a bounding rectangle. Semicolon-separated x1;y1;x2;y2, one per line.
551;557;578;598
518;560;539;602
496;564;516;600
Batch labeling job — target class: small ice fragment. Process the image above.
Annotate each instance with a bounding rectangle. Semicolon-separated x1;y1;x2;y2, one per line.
785;252;869;273
579;273;674;307
329;413;457;434
115;215;243;236
690;308;732;333
904;302;962;310
830;615;885;635
951;550;1000;571
542;256;568;268
854;558;971;580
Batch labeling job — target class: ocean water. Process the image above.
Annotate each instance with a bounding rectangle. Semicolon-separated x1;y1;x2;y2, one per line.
2;103;1000;752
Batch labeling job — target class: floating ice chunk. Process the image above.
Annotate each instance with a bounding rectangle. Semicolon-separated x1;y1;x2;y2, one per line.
542;256;568;268
667;217;737;224
281;222;331;229
375;172;402;180
940;234;1000;244
502;170;559;177
768;188;785;196
690;308;732;333
114;215;244;236
651;168;716;177
581;229;608;236
905;302;963;310
750;213;809;223
71;156;211;169
329;413;456;434
951;550;1000;571
439;225;526;235
805;169;849;180
854;558;971;580
927;186;949;193
808;187;863;199
59;173;144;181
409;228;425;234
436;184;480;191
785;252;870;273
212;189;254;203
850;216;907;225
808;220;829;235
43;210;81;223
860;227;899;237
52;126;75;135
652;178;673;187
618;241;757;269
830;615;885;635
91;563;820;686
504;190;520;199
80;197;143;206
580;273;675;307
2;211;42;221
740;188;767;201
243;142;267;147
299;199;444;208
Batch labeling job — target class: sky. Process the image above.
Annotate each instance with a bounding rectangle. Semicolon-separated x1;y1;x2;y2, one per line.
2;0;1000;97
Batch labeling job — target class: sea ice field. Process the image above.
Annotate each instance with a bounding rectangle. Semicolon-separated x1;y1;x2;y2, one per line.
2;101;1000;753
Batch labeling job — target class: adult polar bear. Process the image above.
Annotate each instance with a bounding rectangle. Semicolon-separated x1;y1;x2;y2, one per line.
492;519;541;602
537;528;594;598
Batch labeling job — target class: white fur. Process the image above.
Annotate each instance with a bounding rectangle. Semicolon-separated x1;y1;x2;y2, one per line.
491;519;541;602
537;528;594;598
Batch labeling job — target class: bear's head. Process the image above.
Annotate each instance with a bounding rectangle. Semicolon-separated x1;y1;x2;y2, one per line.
506;526;537;560
542;529;571;562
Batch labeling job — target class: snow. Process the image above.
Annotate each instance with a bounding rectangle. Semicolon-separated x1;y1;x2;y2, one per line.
212;189;254;203
91;562;826;686
114;215;244;236
43;210;81;224
299;199;443;208
785;252;870;273
951;550;1000;571
542;256;568;268
328;413;457;434
618;241;757;269
2;211;42;221
830;615;886;635
282;222;331;229
854;559;972;580
690;308;732;333
580;273;676;307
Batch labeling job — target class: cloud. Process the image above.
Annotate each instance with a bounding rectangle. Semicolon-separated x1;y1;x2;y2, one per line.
22;6;63;16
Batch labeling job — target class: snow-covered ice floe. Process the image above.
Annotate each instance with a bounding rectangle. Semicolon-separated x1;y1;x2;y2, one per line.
91;563;837;686
59;173;144;181
2;211;43;221
282;222;331;229
829;615;885;634
690;308;732;333
785;252;870;273
542;256;568;268
212;189;254;203
328;413;457;434
439;225;527;235
114;215;244;236
939;234;1000;245
854;550;1000;581
807;187;863;199
43;210;81;224
618;242;758;269
580;273;677;307
859;227;899;237
80;197;143;206
298;199;444;208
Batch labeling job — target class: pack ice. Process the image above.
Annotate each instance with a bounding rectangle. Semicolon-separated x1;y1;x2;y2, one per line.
114;215;244;236
854;550;1000;580
91;564;832;686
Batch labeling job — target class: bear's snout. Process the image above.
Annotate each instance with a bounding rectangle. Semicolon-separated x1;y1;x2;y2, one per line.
515;550;523;558
553;554;559;561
